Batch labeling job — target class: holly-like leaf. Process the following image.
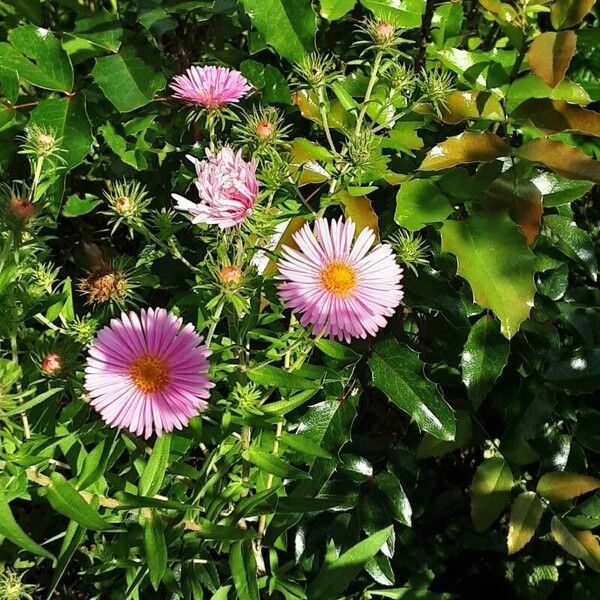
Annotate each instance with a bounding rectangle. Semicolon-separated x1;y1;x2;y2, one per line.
439;90;505;124
441;211;537;338
551;517;600;571
527;31;576;88
0;25;73;92
471;457;513;532
369;337;456;441
537;472;600;503
419;131;510;171
395;179;453;231
461;315;510;409
92;44;165;112
240;0;316;62
335;190;380;240
508;492;545;555
517;139;600;183
531;171;593;207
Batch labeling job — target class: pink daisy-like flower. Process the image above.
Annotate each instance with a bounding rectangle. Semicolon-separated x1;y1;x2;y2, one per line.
84;308;213;438
276;217;404;342
170;65;251;109
173;147;259;229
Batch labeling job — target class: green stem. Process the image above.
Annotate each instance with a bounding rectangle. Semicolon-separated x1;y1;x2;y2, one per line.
317;85;337;155
140;225;196;272
355;51;384;136
11;334;30;439
205;298;225;348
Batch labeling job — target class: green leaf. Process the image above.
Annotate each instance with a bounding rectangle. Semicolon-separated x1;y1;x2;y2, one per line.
507;492;545;555
545;348;600;393
506;75;591;112
531;171;593;207
440;211;537;338
62;194;101;218
29;95;94;170
67;11;123;52
307;526;393;600
0;25;73;92
545;215;598;280
239;60;291;104
0;492;55;559
143;512;167;591
92;44;166;112
360;0;425;28
261;389;319;415
247;365;320;390
48;520;86;597
230;541;259;600
280;431;331;458
193;519;257;540
139;434;171;497
551;0;595;29
4;0;42;24
471;457;513;532
551;516;600;571
395;179;453;231
375;472;412;526
537;472;600;503
368;337;455;441
47;472;111;531
320;0;356;20
242;447;309;479
240;0;316;62
461;315;510;409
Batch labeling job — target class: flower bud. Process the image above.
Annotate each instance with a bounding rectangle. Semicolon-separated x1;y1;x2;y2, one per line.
41;352;63;376
220;265;242;286
9;197;35;222
256;120;275;140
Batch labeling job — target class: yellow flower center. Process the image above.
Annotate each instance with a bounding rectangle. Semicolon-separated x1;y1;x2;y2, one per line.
320;262;357;298
130;354;170;393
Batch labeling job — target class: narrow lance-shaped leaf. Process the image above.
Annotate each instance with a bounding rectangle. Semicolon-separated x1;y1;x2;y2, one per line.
144;512;167;591
229;541;259;600
537;472;600;503
369;337;456;441
471;457;513;532
508;492;545;555
139;433;171;497
462;315;510;409
441;211;537;339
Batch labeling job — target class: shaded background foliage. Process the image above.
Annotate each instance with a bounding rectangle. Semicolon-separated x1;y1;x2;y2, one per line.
0;0;599;598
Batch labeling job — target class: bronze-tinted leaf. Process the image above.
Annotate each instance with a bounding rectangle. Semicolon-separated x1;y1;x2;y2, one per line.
507;492;545;555
527;31;576;88
487;171;543;245
511;99;600;137
537;472;600;503
516;139;600;184
551;517;600;571
551;0;595;30
419;131;510;171
440;91;505;124
335;190;380;241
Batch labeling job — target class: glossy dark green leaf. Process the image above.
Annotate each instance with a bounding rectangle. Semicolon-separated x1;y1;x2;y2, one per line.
139;433;171;497
240;0;316;62
471;457;513;532
546;348;600;393
375;472;412;526
0;26;73;92
144;512;167;590
67;12;123;52
47;472;111;531
369;337;455;441
307;526;393;600
532;171;593;207
242;447;309;479
441;211;537;338
92;44;165;112
461;315;510;409
395;179;453;231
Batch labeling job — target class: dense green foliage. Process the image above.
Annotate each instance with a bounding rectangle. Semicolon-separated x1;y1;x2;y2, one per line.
0;0;600;598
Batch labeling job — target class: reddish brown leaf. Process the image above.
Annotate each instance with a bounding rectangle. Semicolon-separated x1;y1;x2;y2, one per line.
551;0;596;29
419;131;510;171
512;99;600;137
527;31;576;88
487;172;543;246
335;190;380;241
516;139;600;184
440;91;505;124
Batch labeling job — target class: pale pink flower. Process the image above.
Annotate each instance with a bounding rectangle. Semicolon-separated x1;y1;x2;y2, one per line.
84;308;213;438
173;147;259;229
170;65;250;108
276;218;404;342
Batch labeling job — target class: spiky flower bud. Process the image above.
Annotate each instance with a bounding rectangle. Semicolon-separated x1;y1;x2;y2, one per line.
69;316;99;346
418;67;456;118
41;352;63;376
389;230;429;275
9;197;35;221
77;260;137;310
384;62;417;97
356;17;412;56
230;382;263;415
19;124;64;161
104;180;151;229
233;107;290;150
294;52;338;89
0;569;38;600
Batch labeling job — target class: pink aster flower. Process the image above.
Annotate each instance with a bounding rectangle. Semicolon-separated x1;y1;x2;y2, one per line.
173;147;259;229
170;65;251;109
276;217;404;342
84;308;213;439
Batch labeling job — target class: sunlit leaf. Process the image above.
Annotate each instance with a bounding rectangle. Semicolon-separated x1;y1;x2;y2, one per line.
537;472;600;503
508;492;544;555
527;31;576;88
471;457;513;532
551;0;595;29
551;517;600;571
